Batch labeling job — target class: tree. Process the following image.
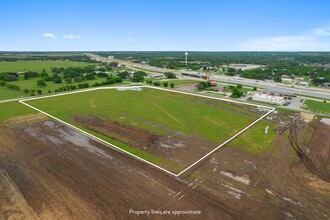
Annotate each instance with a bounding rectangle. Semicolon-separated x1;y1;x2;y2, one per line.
74;76;82;82
196;81;209;90
227;67;236;72
65;77;73;84
30;89;36;96
164;72;177;79
23;88;30;94
132;71;146;82
51;67;64;73
253;86;257;91
53;77;62;84
85;73;96;80
5;84;20;91
163;82;168;87
117;71;129;79
37;90;42;95
108;62;119;67
40;71;48;78
170;82;175;88
273;76;282;82
231;88;243;98
153;81;161;86
236;84;242;89
24;71;40;80
36;79;47;87
4;74;18;82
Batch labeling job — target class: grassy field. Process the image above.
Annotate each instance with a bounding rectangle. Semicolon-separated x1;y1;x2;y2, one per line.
228;120;276;154
167;79;201;86
0;77;118;100
0;101;35;122
0;60;93;73
26;88;263;171
0;60;100;100
304;100;330;114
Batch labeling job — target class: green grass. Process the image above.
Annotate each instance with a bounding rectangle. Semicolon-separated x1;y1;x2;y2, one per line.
27;88;259;142
0;77;112;100
167;79;201;86
0;101;35;122
0;60;101;100
227;120;276;154
26;88;262;172
0;60;93;73
304;100;330;114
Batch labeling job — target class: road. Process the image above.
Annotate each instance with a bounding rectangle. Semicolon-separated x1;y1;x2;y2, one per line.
85;53;330;99
209;75;330;100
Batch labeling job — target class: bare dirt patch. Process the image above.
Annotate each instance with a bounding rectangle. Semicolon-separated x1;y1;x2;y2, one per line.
0;119;235;219
182;131;330;220
73;115;215;168
1;113;47;127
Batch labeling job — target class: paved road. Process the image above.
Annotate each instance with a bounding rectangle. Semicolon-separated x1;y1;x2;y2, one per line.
209;75;330;100
85;53;330;100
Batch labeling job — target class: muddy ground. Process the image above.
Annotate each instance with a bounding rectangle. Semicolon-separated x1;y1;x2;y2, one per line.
182;118;330;219
0;117;235;220
73;115;214;170
0;114;329;219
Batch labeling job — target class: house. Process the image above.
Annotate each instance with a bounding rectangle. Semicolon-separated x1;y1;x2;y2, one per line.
181;71;207;79
149;72;165;79
253;93;285;105
261;90;294;99
281;74;293;83
209;80;217;86
281;78;293;83
298;80;310;86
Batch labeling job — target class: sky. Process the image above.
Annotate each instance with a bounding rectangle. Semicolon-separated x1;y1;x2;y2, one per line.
0;0;330;51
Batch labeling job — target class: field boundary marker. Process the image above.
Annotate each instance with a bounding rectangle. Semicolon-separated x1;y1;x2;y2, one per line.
19;86;275;177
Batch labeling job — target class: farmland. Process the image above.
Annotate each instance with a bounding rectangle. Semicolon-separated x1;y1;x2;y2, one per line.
0;60;124;100
25;87;265;173
1;86;329;219
0;60;93;73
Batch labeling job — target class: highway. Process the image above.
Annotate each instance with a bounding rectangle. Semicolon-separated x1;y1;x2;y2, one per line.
209;75;330;100
86;53;330;100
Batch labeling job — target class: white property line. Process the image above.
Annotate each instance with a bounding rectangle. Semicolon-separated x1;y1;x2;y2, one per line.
19;86;275;177
19;99;178;177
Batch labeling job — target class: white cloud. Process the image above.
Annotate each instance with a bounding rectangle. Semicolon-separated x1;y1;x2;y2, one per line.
240;26;330;51
62;35;82;39
42;33;57;38
125;38;134;42
311;26;330;36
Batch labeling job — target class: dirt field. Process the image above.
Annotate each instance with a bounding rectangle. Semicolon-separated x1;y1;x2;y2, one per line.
1;113;329;219
73;115;214;170
0;117;235;220
182;132;330;219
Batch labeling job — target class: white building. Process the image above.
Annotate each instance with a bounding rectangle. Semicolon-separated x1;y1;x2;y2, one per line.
252;93;284;105
298;81;309;86
281;78;293;83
